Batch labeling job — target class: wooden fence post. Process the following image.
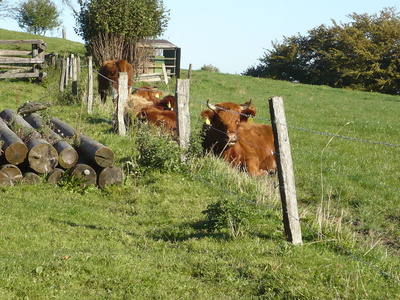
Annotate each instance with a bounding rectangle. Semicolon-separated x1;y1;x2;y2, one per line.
176;79;190;162
188;64;192;79
65;57;69;87
59;58;66;92
269;96;302;245
71;56;78;96
162;63;169;85
117;72;128;136
87;56;93;114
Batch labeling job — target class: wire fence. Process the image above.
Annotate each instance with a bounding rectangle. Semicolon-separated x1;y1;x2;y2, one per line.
67;59;399;284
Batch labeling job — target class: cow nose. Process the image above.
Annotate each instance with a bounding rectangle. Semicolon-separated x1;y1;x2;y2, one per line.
227;132;238;144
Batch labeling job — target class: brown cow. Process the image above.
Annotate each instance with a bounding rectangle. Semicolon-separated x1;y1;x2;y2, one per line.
140;106;177;136
98;59;134;105
133;86;163;102
201;100;276;176
156;95;177;111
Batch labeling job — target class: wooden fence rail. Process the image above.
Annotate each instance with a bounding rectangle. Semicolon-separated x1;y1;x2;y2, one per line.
0;39;47;79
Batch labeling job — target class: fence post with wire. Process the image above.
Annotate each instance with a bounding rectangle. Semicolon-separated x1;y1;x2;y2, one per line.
269;96;302;245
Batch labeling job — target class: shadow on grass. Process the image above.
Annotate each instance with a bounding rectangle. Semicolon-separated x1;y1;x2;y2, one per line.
86;115;113;126
49;218;138;238
151;220;279;242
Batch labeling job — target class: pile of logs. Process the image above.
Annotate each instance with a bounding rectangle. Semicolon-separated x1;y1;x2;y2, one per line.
0;105;124;188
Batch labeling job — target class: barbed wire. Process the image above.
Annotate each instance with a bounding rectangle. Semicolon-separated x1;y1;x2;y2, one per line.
71;64;400;284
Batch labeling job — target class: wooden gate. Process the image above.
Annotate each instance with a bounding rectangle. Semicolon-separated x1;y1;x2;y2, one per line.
0;39;47;79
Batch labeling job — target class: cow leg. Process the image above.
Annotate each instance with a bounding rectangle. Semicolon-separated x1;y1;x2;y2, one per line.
245;157;266;176
99;90;107;104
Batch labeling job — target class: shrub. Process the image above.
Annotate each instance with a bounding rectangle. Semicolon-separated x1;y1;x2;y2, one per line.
132;122;183;174
202;197;254;237
201;64;220;73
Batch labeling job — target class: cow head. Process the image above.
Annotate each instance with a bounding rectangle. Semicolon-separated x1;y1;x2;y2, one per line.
201;100;252;147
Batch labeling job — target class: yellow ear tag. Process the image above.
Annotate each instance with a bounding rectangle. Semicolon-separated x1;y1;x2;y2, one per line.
205;117;211;125
155;93;161;98
167;101;172;109
248;117;254;122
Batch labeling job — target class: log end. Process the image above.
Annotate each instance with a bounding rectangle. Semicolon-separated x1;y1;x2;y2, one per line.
4;142;28;165
28;143;59;174
22;172;41;184
47;168;65;185
58;147;79;169
97;166;124;188
0;164;23;186
94;147;115;168
70;163;97;187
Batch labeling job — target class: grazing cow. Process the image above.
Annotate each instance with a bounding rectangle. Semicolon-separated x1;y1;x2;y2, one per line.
201;100;276;176
140;106;177;136
98;59;134;105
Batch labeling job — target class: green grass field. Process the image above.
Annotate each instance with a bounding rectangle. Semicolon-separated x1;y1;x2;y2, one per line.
0;28;399;299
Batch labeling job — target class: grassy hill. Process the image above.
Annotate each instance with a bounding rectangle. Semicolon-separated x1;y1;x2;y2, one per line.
0;28;399;299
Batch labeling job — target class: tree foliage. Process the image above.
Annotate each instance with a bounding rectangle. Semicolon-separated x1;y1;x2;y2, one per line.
74;0;169;66
13;0;61;35
244;7;400;95
0;0;13;19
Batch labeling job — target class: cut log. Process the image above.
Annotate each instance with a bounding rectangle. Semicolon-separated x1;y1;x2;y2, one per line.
17;101;52;116
22;172;41;184
26;139;59;173
47;168;65;185
70;163;97;187
0;108;42;138
96;166;124;188
25;113;78;169
1;109;59;173
50;118;115;168
0;164;23;186
0;118;28;165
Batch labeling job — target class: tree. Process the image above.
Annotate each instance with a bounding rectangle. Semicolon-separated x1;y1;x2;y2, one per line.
244;7;400;95
74;0;169;67
13;0;61;35
0;0;13;19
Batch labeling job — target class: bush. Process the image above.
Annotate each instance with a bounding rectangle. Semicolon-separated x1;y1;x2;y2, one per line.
132;122;183;174
201;64;220;73
202;197;254;237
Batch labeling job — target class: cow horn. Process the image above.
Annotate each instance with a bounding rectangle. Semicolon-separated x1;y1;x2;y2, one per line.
240;99;252;110
206;99;217;111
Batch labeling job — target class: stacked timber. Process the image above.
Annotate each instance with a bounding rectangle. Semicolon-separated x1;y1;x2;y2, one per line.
0;107;124;188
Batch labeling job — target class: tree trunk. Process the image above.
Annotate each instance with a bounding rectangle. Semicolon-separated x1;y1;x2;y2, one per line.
47;168;65;185
1;109;59;173
50;118;115;168
22;172;41;184
0;118;28;165
0;164;23;186
25;113;78;169
96;165;124;188
70;163;97;187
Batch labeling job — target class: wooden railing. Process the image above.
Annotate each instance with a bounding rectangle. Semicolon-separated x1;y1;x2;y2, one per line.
0;39;47;79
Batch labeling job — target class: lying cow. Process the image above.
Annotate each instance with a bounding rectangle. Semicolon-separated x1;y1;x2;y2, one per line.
201;100;276;176
140;106;177;136
98;59;134;105
133;86;163;102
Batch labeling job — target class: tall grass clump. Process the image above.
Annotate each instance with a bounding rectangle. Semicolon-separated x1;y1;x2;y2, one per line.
132;122;183;174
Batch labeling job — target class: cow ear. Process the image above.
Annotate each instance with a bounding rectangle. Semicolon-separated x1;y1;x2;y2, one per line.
240;107;256;122
201;110;214;123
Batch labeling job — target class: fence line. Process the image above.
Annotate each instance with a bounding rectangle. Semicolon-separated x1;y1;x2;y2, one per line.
62;62;399;284
84;67;399;150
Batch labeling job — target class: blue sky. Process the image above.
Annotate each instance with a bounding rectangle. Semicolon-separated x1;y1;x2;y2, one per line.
0;1;398;74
